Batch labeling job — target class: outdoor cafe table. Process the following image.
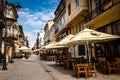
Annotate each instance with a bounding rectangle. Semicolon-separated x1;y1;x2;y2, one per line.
56;59;65;65
64;59;76;69
48;56;55;61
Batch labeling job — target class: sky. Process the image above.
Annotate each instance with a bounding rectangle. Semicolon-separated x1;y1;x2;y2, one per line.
8;0;61;48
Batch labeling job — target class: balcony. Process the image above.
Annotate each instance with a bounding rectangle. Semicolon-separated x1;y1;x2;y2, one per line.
54;0;88;38
85;1;120;29
66;0;88;25
0;12;5;30
2;30;18;40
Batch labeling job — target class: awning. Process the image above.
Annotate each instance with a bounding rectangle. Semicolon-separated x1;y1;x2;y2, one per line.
57;34;74;46
43;42;65;50
84;3;120;29
18;46;31;52
69;28;120;44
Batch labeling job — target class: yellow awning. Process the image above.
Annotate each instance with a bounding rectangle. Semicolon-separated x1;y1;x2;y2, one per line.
84;3;120;29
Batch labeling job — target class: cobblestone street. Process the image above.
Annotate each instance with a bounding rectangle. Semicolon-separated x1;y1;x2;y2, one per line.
0;54;120;80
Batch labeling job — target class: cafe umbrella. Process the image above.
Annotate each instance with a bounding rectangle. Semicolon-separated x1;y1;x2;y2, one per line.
43;42;65;50
57;34;74;46
68;28;120;62
18;46;31;52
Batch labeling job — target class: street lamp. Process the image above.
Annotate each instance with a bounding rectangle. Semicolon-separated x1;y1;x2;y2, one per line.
2;0;22;70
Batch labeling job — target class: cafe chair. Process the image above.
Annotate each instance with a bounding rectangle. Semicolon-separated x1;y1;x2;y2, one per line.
116;61;120;73
77;64;88;78
72;62;77;75
107;61;117;75
87;63;97;77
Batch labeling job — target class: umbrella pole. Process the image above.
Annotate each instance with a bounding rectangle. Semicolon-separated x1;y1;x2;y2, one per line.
74;45;75;58
87;41;90;63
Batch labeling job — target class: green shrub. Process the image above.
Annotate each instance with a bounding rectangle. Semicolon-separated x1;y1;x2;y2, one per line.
12;52;16;58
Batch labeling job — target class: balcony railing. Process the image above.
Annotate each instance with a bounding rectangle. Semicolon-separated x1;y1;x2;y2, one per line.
87;0;120;21
2;30;18;39
54;21;66;34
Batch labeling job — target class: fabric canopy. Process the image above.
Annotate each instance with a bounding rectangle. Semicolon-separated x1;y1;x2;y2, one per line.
69;28;120;62
43;42;65;50
18;46;31;52
57;34;74;46
69;28;120;44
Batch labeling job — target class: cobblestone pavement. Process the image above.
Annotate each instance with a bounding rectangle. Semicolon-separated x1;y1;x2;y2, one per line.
0;54;120;80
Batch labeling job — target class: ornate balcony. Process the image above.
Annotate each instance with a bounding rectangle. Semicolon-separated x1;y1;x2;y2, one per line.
2;28;18;40
66;0;88;25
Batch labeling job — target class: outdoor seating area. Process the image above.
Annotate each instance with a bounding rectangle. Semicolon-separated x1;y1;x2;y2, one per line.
38;28;120;79
40;51;56;61
54;55;98;78
39;50;120;79
77;63;97;78
98;59;120;75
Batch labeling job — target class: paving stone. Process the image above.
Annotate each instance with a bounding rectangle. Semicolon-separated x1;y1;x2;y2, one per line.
0;54;120;80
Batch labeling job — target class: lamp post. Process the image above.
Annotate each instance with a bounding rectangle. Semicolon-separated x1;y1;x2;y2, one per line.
2;0;22;70
2;8;7;70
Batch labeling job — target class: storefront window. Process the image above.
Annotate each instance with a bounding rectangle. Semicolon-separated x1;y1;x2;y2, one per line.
113;40;120;57
78;45;85;55
95;44;105;57
112;20;120;35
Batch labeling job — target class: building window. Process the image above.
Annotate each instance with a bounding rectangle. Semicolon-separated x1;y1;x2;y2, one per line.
62;12;66;24
75;0;79;8
71;26;74;34
95;0;102;14
114;40;120;57
95;44;105;57
68;4;71;16
112;20;120;35
78;45;85;55
76;22;81;33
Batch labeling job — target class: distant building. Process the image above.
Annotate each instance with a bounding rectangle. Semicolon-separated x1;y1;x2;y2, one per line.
35;30;44;49
44;20;54;45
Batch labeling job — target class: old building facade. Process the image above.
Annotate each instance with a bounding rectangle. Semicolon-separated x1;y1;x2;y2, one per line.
0;0;26;63
53;0;120;61
44;20;54;45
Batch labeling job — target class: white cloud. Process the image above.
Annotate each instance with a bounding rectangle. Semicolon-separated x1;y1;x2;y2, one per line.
50;0;60;4
18;9;54;29
18;8;55;48
24;31;37;48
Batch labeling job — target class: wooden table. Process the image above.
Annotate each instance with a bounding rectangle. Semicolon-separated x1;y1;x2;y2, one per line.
48;56;55;61
64;60;76;69
56;59;65;66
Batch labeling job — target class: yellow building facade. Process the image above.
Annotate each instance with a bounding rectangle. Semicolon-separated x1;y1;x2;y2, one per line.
54;0;120;61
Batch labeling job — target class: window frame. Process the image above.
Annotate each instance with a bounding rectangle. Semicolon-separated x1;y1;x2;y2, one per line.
68;4;71;16
75;0;79;8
